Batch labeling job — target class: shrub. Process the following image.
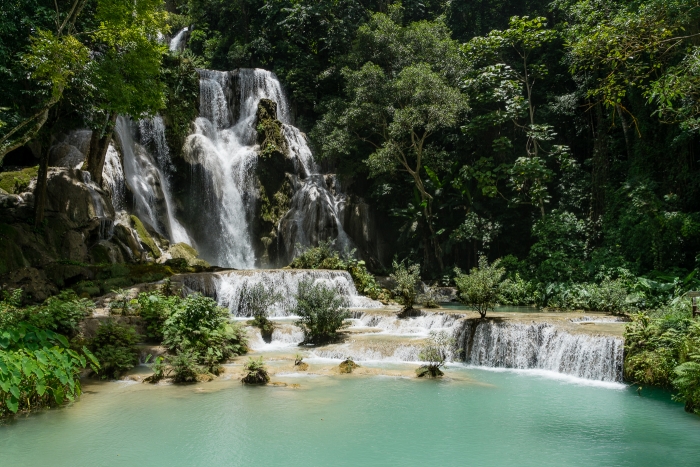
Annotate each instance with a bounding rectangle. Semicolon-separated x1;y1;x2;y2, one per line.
454;256;505;318
137;291;180;341
390;259;421;311
294;353;308;371
170;350;202;383
241;356;270;384
293;279;350;344
497;273;536;306
239;283;282;338
109;288;138;316
90;320;140;380
416;331;454;378
289;239;386;300
162;293;247;372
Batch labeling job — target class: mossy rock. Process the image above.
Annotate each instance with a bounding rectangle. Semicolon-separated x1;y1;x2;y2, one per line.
130;215;161;259
73;280;101;297
255;99;288;159
0;166;39;194
339;359;359;374
102;277;134;293
169;242;210;267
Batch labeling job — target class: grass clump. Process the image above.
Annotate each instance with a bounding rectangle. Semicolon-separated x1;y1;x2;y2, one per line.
339;357;359;374
293;279;350;344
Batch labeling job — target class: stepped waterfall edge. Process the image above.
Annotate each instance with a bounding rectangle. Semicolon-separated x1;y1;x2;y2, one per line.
173;267;625;383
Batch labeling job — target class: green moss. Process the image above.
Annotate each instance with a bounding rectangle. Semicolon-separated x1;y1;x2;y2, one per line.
0;166;39;194
256;99;288;159
130;215;161;259
90;243;113;265
170;242;210;267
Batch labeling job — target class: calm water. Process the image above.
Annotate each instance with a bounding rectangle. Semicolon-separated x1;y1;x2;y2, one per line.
2;367;699;467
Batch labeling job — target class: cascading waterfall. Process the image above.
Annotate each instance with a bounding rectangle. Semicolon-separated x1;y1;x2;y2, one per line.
177;269;383;316
102;144;125;210
169;27;188;53
457;320;624;382
114;116;191;244
181;68;354;268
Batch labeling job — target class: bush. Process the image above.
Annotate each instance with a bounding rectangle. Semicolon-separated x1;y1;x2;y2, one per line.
109;288;138;316
497;273;536;306
170;350;202;383
162;293;247;372
1;289;93;338
293;279;350;344
416;331;454;378
390;259;421;311
241;356;270;384
289;239;387;300
239;283;282;338
137;291;180;341
454;256;505;318
624;304;700;414
90;320;140;380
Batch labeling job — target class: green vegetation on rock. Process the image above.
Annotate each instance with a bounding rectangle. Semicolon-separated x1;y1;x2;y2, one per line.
130;215;161;259
241;356;270;385
0;166;38;194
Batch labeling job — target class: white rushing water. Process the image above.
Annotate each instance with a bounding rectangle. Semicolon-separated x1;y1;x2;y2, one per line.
457;320;624;382
113;116;191;244
179;269;382;317
182;68;354;267
102;144;125;210
169;27;188;53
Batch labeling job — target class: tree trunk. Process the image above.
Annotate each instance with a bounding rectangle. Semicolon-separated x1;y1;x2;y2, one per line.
86;112;117;185
34;137;51;227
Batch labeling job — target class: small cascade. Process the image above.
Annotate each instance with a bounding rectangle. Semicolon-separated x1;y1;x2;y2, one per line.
114;116;191;244
169;27;189;53
457;320;624;382
79;171;114;240
102;144;125;210
177;269;382;317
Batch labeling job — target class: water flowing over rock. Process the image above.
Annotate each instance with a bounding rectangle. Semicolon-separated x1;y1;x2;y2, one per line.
169;27;189;53
113;116;190;244
175;269;382;316
456;319;624;382
178;68;359;268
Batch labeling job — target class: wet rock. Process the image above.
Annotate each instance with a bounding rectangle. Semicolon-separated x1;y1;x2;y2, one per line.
339;358;359;374
130;215;160;259
0;267;58;302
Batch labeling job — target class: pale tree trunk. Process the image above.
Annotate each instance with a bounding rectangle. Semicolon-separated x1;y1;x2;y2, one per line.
86;112;117;185
34;134;51;227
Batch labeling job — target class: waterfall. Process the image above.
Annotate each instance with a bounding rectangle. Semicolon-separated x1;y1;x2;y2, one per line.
114;116;191;244
169;27;188;53
102;144;125;210
181;68;354;267
457;320;624;382
176;269;382;317
79;171;114;240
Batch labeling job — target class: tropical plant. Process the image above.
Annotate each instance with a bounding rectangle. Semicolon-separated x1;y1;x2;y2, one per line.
454;256;505;318
293;279;350;344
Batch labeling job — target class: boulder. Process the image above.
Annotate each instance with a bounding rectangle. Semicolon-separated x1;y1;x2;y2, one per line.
169;242;210;267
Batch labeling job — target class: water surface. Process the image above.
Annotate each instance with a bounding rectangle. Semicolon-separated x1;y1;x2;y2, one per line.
2;367;699;466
